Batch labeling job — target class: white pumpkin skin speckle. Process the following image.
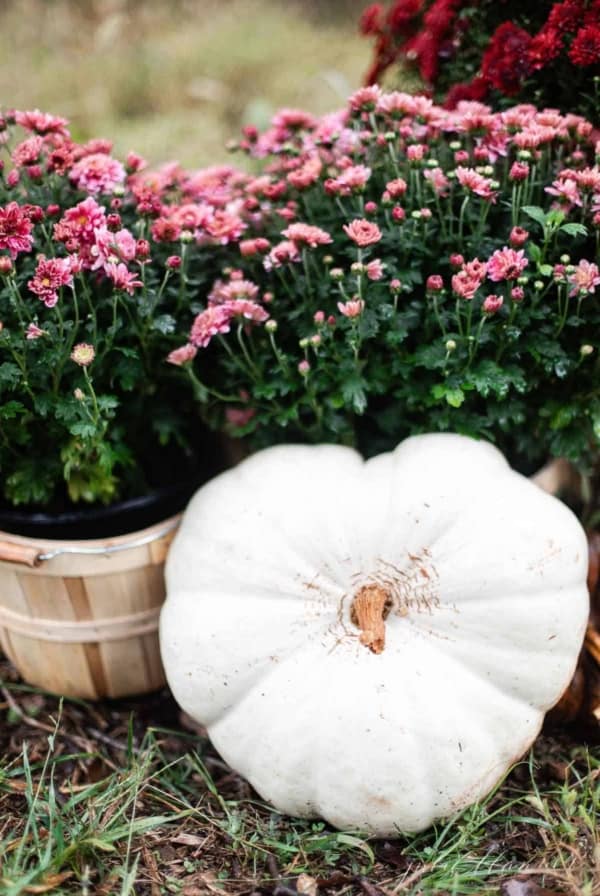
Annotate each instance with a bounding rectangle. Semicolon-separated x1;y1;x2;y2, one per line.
160;434;589;835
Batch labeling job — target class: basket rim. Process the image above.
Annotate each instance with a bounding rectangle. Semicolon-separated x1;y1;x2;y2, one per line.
0;513;181;564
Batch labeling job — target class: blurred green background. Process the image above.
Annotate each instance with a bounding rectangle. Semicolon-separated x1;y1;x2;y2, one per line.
1;0;370;166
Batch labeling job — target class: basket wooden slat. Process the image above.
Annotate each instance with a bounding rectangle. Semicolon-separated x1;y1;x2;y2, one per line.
0;515;179;699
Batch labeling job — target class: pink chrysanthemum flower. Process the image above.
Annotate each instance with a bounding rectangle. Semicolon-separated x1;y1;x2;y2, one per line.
25;322;46;340
483;294;504;314
69;153;126;195
239;238;271;257
366;259;385;281
11;136;44;168
282;223;333;248
487;247;528;282
455;167;497;201
28;255;73;307
452;270;481;300
54;198;107;266
204;210;246;244
568;260;600;297
343;219;382;247
190;305;233;348
264;240;301;270
337;299;365;318
424;167;450;196
209;278;260;305
376;91;417;118
15;109;70;136
91;226;137;270
167;344;198;366
326;165;372;196
287;156;323;190
104;262;143;295
0;202;34;259
90;227;137;270
221;300;269;322
545;177;582;207
348;85;382;112
71;343;95;366
385;178;408;198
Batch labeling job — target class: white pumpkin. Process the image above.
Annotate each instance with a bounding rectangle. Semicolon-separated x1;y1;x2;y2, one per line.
160;434;589;835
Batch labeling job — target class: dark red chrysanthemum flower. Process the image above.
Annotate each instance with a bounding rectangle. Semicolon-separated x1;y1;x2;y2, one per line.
547;0;585;35
528;27;563;71
359;3;384;35
569;24;600;65
481;22;533;95
444;76;490;108
387;0;424;34
423;0;461;33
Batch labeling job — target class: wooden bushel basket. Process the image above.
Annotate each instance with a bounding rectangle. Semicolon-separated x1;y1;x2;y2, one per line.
0;515;180;699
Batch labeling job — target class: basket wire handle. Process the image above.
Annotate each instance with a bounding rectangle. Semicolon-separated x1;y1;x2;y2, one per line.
0;518;180;567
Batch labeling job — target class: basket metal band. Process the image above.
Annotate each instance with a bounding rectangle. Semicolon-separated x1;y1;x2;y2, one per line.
37;519;180;561
0;604;160;642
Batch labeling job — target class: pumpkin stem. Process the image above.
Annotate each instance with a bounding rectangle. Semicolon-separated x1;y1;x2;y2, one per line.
351;585;390;654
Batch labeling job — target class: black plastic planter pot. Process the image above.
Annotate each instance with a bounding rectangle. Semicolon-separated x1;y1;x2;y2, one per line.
0;478;200;541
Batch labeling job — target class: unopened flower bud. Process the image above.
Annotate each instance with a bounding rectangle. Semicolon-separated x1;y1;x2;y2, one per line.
580;344;593;356
329;267;344;281
180;230;194;244
426;275;443;292
445;339;457;352
299;337;309;349
265;320;278;333
136;239;151;259
560;254;570;264
166;255;182;269
0;257;13;276
107;213;122;232
534;280;544;291
314;310;325;324
483;294;503;314
112;184;125;197
298;359;310;376
323;255;334;266
310;333;321;347
74;387;85;401
351;261;365;275
390;278;402;293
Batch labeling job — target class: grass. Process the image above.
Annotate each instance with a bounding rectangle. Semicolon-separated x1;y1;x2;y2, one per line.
0;0;370;167
0;663;598;896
